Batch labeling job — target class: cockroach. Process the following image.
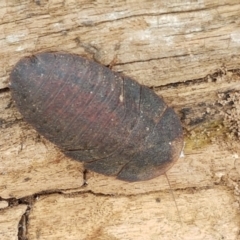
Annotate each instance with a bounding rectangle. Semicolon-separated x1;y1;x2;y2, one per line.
9;52;183;182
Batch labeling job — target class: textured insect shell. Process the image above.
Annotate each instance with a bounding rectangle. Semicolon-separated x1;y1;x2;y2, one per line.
9;52;183;182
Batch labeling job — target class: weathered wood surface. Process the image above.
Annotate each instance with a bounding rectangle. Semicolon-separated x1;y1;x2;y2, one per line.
0;205;27;240
28;190;238;240
1;0;240;239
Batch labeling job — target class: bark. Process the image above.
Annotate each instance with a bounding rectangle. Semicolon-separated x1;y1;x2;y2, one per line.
1;1;240;239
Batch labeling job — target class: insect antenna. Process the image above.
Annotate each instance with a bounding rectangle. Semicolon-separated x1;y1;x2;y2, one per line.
164;173;182;225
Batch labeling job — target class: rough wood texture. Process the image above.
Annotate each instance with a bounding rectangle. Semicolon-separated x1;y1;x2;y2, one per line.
0;201;8;209
1;0;240;239
28;191;238;240
0;205;27;240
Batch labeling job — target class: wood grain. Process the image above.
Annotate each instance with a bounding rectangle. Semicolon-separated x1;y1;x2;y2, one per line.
1;0;240;239
0;205;27;240
27;191;239;240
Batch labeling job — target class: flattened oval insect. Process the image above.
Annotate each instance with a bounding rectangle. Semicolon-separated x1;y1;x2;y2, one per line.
9;52;183;182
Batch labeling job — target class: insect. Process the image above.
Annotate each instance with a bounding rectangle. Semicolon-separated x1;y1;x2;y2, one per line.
9;52;183;182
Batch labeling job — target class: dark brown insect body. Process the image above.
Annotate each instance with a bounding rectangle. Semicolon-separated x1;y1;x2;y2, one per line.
10;52;183;182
